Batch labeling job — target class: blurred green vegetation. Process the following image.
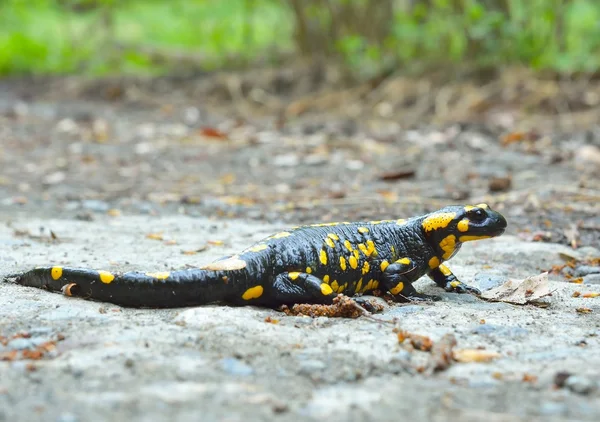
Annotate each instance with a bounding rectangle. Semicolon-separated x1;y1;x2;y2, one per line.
1;0;599;76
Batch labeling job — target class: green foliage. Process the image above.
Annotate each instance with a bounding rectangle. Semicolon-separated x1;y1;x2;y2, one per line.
1;0;600;76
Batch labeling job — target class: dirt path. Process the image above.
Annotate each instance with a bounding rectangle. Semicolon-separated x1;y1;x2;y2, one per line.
1;75;600;421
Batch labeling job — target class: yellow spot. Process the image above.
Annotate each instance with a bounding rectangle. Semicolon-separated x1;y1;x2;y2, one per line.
380;260;390;272
337;283;345;293
362;261;370;275
248;244;268;252
390;282;404;295
98;270;115;284
327;233;339;241
321;283;334;295
340;256;347;271
344;240;353;251
242;285;263;300
289;272;300;281
271;231;291;239
422;212;456;232
373;280;379;289
457;219;469;232
51;266;63;280
429;256;440;269
358;243;368;255
201;257;247;271
369;220;382;224
391;245;396;256
319;249;328;265
476;203;489;209
397;257;411;265
366;240;376;256
145;271;170;280
358;227;369;234
439;235;457;260
349;255;358;269
306;267;312;274
353;249;359;260
311;222;340;227
439;264;452;276
325;238;336;248
450;281;461;289
355;278;363;293
363;279;375;293
464;205;476;212
459;235;491;242
323;275;330;284
396;219;407;225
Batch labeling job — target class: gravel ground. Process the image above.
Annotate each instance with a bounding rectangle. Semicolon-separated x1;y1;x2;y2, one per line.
1;214;600;422
1;75;600;422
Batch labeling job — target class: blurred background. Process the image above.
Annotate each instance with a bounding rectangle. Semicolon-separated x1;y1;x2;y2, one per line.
0;0;599;247
2;0;600;76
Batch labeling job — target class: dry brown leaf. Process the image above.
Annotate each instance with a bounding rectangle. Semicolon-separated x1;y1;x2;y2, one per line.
453;349;501;363
480;272;552;305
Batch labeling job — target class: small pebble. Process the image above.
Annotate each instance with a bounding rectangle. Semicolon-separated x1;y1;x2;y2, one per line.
219;358;253;376
565;375;597;395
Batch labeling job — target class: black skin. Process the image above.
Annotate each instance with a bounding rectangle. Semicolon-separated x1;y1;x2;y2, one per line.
8;204;507;309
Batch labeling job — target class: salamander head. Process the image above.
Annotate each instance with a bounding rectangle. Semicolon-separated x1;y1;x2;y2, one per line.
421;204;507;260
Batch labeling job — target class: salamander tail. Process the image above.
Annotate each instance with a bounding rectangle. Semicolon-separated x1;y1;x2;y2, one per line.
8;266;232;308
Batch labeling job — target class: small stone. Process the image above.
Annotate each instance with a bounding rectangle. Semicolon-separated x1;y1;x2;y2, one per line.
574;265;600;277
565;375;597;395
575;145;600;168
7;338;36;350
43;172;66;185
583;274;600;285
81;200;110;213
219;358;253;376
273;154;299;167
345;160;364;170
298;359;326;375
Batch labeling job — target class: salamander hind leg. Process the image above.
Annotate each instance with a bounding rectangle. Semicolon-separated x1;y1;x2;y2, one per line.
428;264;481;295
270;272;337;306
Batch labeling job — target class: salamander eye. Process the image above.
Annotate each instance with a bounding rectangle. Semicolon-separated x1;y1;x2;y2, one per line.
468;208;486;222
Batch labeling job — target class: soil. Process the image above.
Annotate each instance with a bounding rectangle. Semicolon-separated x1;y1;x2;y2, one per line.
1;68;600;421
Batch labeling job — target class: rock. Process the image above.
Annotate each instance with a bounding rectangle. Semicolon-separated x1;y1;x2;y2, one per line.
219;358;253;376
81;200;110;213
7;337;36;350
273;154;299;167
575;145;600;169
583;274;600;285
565;375;597;395
574;265;600;277
298;359;327;376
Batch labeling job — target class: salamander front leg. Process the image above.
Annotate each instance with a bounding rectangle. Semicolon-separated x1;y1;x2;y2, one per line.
428;264;481;295
382;258;441;302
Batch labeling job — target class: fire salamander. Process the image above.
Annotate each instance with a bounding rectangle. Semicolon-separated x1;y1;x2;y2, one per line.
9;204;506;308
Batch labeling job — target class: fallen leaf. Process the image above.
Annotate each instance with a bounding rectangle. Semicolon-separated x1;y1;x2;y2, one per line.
146;233;164;241
480;272;552;305
378;169;415;181
199;127;228;139
453;349;501;363
576;307;592;314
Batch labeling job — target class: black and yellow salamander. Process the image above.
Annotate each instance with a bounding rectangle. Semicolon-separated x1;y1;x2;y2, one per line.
8;204;506;308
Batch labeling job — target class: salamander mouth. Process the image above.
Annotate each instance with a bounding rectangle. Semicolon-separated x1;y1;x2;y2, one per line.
490;228;505;237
